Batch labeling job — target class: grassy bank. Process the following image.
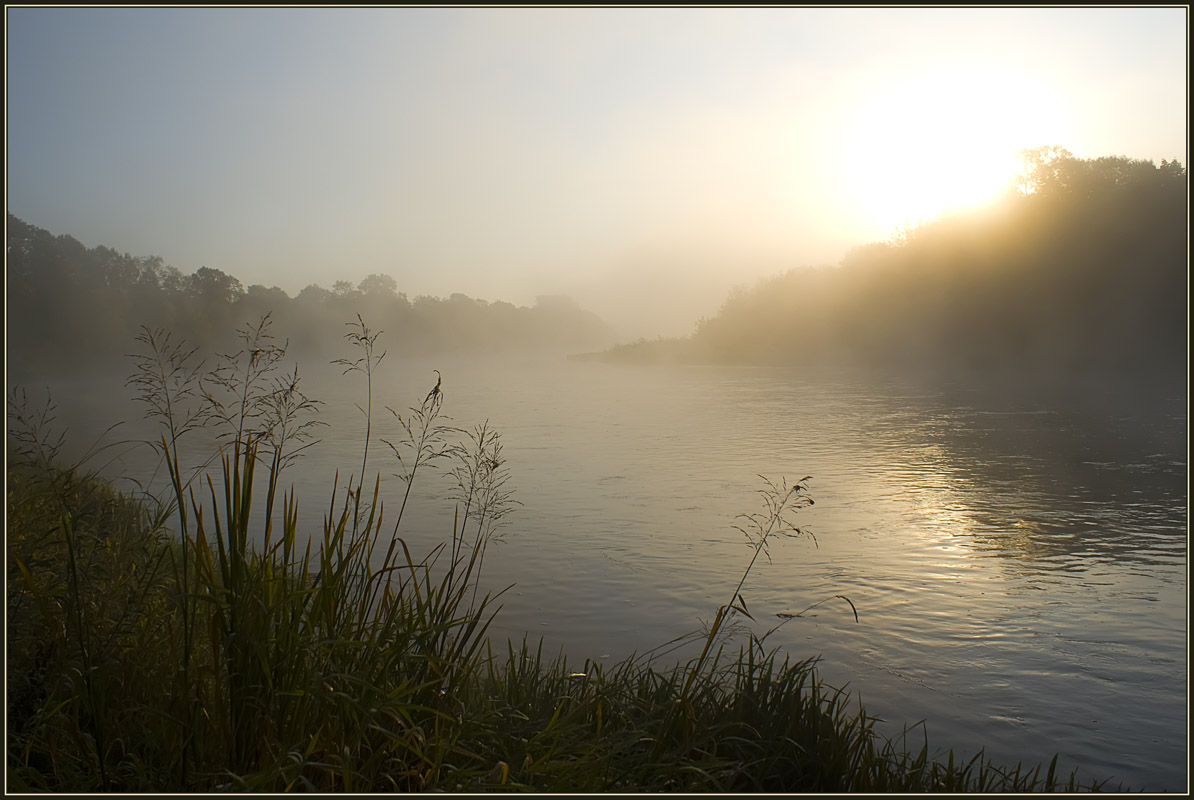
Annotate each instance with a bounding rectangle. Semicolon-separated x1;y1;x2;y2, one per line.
6;318;1121;793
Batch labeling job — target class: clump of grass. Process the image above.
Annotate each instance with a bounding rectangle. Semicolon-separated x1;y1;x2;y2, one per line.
455;637;1116;793
8;315;513;791
6;315;1124;793
7;389;176;790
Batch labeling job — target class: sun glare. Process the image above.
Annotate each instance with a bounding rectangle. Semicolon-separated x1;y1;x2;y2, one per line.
840;62;1065;236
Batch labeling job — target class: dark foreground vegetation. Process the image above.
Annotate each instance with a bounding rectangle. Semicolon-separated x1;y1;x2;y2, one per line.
593;147;1187;390
6;318;1124;793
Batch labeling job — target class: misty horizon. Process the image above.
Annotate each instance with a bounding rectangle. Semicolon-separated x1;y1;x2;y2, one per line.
9;144;1185;386
5;7;1186;342
4;7;1188;795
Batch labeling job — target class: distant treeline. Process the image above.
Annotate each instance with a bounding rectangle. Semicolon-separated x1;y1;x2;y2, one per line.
598;148;1188;384
5;215;617;382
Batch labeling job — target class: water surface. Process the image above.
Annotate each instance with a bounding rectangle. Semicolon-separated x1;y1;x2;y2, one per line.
29;356;1187;791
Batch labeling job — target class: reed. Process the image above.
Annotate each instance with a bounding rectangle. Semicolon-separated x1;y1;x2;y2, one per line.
332;313;385;536
5;316;1125;792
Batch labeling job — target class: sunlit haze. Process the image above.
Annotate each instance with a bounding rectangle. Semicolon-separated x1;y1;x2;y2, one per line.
5;7;1187;337
5;8;1189;794
839;62;1061;232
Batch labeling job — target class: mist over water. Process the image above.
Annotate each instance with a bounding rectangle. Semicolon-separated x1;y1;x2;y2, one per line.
37;354;1187;792
7;145;1187;794
6;9;1187;791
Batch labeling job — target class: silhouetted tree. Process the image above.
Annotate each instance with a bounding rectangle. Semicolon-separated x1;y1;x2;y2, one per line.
358;273;398;298
645;148;1186;383
188;266;244;306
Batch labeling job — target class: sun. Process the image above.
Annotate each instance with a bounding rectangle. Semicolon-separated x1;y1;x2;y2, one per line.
840;62;1067;235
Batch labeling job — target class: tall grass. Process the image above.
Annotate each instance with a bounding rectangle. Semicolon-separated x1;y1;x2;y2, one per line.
332;313;385;536
6;315;1124;792
8;388;175;790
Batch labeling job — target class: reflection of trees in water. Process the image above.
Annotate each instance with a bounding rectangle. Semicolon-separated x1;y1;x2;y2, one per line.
721;369;1183;578
861;389;1186;572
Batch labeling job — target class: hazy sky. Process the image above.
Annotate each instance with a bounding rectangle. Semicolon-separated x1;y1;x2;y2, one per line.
6;7;1187;337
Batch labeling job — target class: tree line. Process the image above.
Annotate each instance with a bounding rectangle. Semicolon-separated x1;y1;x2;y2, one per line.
603;148;1187;386
5;215;616;383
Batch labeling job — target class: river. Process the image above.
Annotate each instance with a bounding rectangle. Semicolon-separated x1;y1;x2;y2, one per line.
22;354;1188;791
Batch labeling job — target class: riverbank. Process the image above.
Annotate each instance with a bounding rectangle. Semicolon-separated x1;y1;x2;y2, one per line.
7;409;1124;793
